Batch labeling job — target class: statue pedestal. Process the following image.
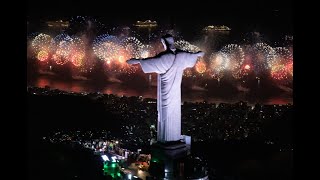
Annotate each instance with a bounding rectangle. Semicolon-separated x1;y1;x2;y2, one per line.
148;141;209;179
148;141;190;179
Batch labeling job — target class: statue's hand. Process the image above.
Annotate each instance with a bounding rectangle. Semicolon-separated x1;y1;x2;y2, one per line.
126;59;140;65
197;51;205;57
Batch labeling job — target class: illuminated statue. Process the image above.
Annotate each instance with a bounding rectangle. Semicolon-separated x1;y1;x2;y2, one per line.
127;34;204;143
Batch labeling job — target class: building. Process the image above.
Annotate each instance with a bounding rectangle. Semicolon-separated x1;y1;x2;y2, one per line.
46;20;69;32
133;20;158;28
201;25;231;53
202;25;231;32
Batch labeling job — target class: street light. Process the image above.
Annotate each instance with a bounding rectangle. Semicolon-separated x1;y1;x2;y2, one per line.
101;155;109;162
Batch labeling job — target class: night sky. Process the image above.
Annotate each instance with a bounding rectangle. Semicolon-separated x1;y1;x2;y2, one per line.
27;0;293;36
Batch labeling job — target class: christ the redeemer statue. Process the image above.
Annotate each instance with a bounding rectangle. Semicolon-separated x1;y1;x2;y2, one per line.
127;34;204;143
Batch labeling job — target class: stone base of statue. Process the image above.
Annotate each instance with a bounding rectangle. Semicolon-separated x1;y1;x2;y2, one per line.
148;141;208;179
153;141;190;158
148;141;189;179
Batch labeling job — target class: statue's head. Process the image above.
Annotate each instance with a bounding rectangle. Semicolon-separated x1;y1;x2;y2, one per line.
161;34;176;52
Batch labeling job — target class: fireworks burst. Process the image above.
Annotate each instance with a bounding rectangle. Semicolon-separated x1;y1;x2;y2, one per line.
251;43;275;74
208;52;229;80
270;47;293;82
70;53;85;67
195;57;207;74
51;33;72;49
51;34;73;65
238;64;252;77
93;34;122;61
174;40;201;53
37;50;49;61
121;37;144;59
271;64;288;81
286;61;293;77
31;33;52;59
93;35;139;75
105;47;139;75
27;19;293;86
220;44;245;79
69;36;85;67
140;45;156;58
272;47;292;65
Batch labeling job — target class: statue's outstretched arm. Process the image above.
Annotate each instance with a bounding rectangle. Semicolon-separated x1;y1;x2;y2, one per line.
181;51;205;69
126;58;140;65
192;51;205;57
126;54;167;74
126;55;161;65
